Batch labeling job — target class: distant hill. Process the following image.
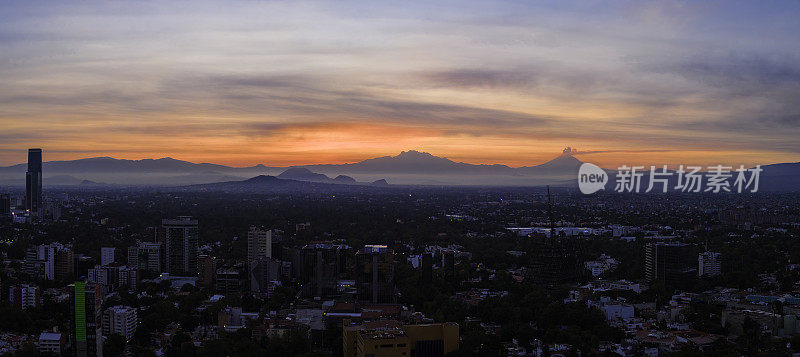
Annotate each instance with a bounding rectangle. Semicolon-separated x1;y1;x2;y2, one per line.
182;175;390;193
0;150;797;189
0;156;277;186
277;168;331;182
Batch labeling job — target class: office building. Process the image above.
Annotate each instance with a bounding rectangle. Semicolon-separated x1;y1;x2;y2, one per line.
250;257;281;294
10;284;41;310
645;242;695;285
71;282;103;357
24;243;73;281
25;148;42;214
0;193;10;221
343;321;459;357
247;226;272;265
198;254;217;288
529;238;585;286
100;247;116;266
127;242;163;273
215;267;245;295
292;242;351;297
74;254;96;281
698;251;722;277
88;264;138;293
102;305;138;341
161;216;199;276
355;245;395;304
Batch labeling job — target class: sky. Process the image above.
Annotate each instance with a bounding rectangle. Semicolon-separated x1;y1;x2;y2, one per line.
1;0;799;168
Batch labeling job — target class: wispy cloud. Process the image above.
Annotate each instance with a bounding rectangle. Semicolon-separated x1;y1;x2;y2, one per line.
0;0;798;167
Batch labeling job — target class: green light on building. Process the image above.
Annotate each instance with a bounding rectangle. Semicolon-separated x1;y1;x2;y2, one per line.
74;282;86;342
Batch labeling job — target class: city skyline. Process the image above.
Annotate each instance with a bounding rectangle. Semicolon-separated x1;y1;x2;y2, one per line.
1;1;800;168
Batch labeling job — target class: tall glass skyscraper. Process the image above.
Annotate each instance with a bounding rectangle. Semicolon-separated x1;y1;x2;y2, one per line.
161;216;199;275
25;148;42;213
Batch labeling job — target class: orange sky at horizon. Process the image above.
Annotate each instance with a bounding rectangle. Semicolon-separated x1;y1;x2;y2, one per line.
2;1;799;170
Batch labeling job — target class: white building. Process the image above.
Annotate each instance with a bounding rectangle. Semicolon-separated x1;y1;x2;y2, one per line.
698;252;722;277
588;296;635;322
101;247;116;266
38;332;63;355
102;306;138;341
10;284;40;310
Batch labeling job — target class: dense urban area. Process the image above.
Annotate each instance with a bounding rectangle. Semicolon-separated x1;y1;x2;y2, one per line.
2;173;800;357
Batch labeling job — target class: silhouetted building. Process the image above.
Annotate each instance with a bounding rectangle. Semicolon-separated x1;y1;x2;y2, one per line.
71;282;103;357
74;255;96;281
25;148;42;215
0;194;10;221
250;257;281;294
441;250;455;278
421;252;433;284
355;245;395;304
529;238;585;286
645;242;695;286
161;216;198;276
216;267;245;295
198;254;217;288
292;242;350;297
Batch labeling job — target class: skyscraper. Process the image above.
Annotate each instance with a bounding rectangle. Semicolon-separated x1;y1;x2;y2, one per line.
356;245;395;304
247;226;272;265
161;216;199;276
645;242;695;286
127;242;163;273
25;148;42;214
71;282;103;357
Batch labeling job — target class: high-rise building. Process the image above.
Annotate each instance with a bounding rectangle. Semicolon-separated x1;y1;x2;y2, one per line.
215;267;244;295
247;226;272;265
74;255;96;281
10;284;41;310
0;193;10;221
25;243;73;281
127;242;163;273
198;254;217;288
100;247;116;266
25;148;42;214
356;245;395;304
161;216;199;276
292;242;351;297
698;251;722;277
421;252;433;284
528;238;585;286
88;264;138;293
102;306;137;341
645;242;695;285
250;257;281;294
71;282;103;357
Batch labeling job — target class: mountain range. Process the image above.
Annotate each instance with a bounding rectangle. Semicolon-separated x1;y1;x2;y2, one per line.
0;150;797;190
